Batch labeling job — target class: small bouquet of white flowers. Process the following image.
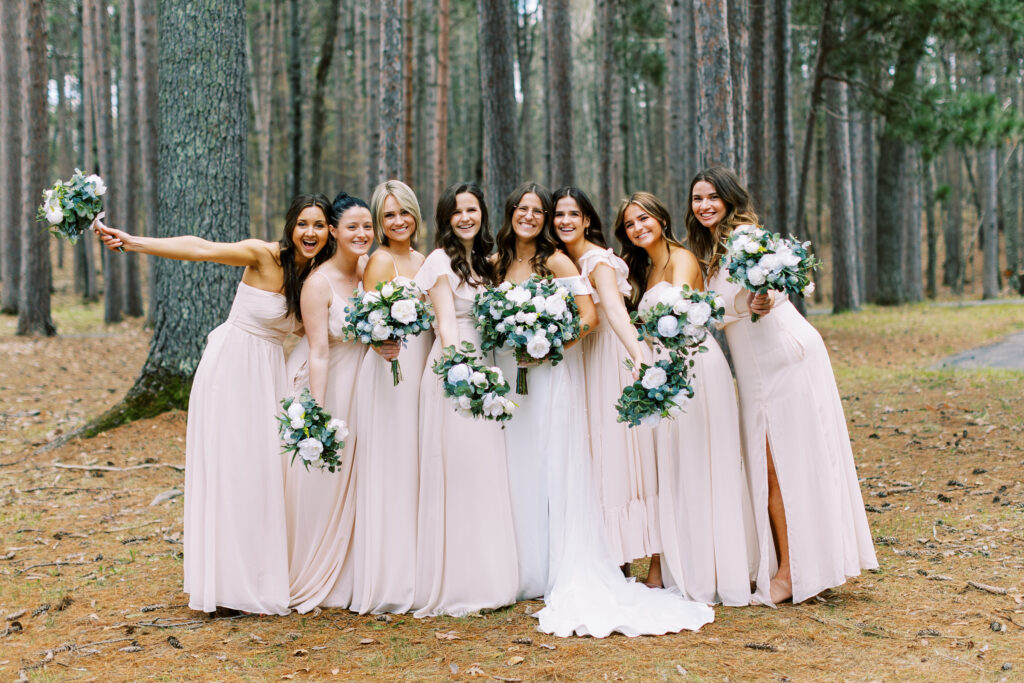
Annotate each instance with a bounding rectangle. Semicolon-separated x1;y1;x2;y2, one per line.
722;226;821;321
633;285;725;355
473;275;580;395
431;341;516;423
277;388;349;472
344;279;434;385
37;170;120;251
615;355;696;428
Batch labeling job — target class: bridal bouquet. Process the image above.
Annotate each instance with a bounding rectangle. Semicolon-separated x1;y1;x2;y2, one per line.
722;226;821;321
278;388;348;472
37;170;120;250
344;279;434;384
431;342;516;423
473;275;580;394
615;355;696;428
633;285;724;354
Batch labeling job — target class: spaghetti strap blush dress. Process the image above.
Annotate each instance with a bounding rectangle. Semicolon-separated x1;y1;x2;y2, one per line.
183;281;296;615
639;280;763;607
412;249;518;617
283;272;366;613
707;265;878;604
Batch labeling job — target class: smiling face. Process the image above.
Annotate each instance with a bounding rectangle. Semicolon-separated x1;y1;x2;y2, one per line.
381;193;416;245
335;206;373;258
622;202;664;250
292;205;332;262
553;195;589;248
691;180;727;232
450;192;482;247
512;192;546;241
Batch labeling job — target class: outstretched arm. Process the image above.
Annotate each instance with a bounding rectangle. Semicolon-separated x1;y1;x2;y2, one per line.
548;251;598;345
300;274;333;405
427;277;460;350
590;263;643;372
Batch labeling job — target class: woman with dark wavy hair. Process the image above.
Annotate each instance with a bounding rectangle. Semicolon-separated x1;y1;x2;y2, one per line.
95;194;335;615
688;166;877;604
411;182;519;617
492;181;597;601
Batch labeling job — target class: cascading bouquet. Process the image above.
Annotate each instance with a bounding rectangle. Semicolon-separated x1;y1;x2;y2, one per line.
37;170;121;251
473;276;580;395
431;341;516;423
277;388;348;472
722;225;821;321
344;280;434;385
633;285;725;355
615;354;696;428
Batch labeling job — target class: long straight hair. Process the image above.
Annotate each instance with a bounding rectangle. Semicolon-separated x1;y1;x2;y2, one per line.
279;193;335;321
684;166;761;278
493;181;557;282
434;182;495;287
370;179;422;249
551;185;607;249
612;191;683;310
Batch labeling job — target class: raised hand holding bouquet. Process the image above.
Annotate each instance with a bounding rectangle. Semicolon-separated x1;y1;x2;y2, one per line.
615;354;696;428
633;285;725;355
344;279;434;384
432;341;516;422
38;170;121;251
278;388;349;473
722;225;821;321
473;275;580;394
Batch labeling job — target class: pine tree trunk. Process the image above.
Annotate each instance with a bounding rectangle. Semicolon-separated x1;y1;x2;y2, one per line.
902;147;923;302
859;112;877;301
924;158;938;298
435;0;450;200
515;5;537;180
747;0;765;210
120;0;144;317
546;0;574;186
135;0;158;316
849;108;866;301
693;0;734;167
1;0;22;315
476;0;519;225
812;117;825;304
597;0;616;221
77;0;99;303
17;0;54;335
287;0;302;197
402;0;415;184
727;0;750;180
667;0;688;217
365;0;381;194
980;77;999;299
826;78;859;312
380;0;404;180
309;0;343;192
943;145;964;294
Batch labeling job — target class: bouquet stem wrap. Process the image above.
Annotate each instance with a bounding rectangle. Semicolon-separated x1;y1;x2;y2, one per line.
390;358;402;386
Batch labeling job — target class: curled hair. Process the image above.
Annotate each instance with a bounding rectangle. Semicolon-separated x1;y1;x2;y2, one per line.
551;186;607;249
331;190;369;223
434;182;495;287
370;179;422;249
279;193;335;321
612;191;683;310
493;181;557;282
684;166;761;278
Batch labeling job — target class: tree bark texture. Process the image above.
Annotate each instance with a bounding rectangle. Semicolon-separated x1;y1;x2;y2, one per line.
596;0;616;222
87;0;250;433
924;158;938;298
135;0;158;316
692;0;734;168
943;145;964;294
365;0;381;194
747;0;765;212
727;0;750;181
380;0;405;180
980;78;999;299
667;0;687;218
402;0;415;184
120;0;144;317
546;0;574;187
1;0;23;314
434;0;450;201
477;0;519;227
516;4;538;180
77;0;99;303
902;147;923;302
859;112;877;301
825;78;859;312
17;0;54;335
287;0;302;197
309;0;343;193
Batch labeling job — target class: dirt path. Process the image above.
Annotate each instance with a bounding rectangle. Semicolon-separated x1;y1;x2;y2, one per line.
937;330;1024;371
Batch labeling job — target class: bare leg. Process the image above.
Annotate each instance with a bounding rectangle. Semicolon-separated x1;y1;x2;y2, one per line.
620;562;631;579
766;440;792;603
644;554;663;588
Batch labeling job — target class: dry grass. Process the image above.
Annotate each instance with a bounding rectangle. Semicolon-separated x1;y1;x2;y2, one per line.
2;291;1023;682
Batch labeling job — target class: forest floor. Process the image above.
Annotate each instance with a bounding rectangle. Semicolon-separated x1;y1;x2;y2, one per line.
2;289;1024;682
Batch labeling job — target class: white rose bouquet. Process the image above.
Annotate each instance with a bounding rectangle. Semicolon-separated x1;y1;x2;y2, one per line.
431;341;516;423
633;285;725;355
277;388;349;472
472;275;580;395
722;226;821;321
615;355;696;428
37;170;120;251
343;279;434;385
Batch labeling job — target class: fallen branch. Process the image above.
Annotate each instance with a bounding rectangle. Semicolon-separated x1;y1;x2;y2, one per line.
14;560;89;576
50;461;184;473
966;580;1008;595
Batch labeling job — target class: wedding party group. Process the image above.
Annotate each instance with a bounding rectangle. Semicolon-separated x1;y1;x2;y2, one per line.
92;165;879;638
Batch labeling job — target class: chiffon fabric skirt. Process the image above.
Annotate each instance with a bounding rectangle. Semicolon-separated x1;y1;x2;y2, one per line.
183;283;293;615
349;331;433;614
283;336;366;612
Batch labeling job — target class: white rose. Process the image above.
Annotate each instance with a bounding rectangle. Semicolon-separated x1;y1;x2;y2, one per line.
777;247;801;267
287;402;305;421
296;437;323;462
470;371;487;387
371;323;392;341
327;418;348;441
683;323;705;340
522;312;538;326
671;299;692;316
687;302;712;326
282;429;297;443
390;298;417;325
506;286;531;305
482;393;500;417
555;286;569;298
44;200;63;225
490;305;503;319
713;295;725;310
656;315;680;338
640;413;662;428
544;294;568;318
730;234;749;251
86;174;106;196
447;363;472;384
496;323;507;333
743;240;761;254
547;324;558;334
491;367;505;385
497;281;513;292
526;333;551;359
457;395;472;410
380;282;395;298
758;253;782;274
362;290;381;305
641;366;667;390
747;265;766;286
499;397;516;416
657;286;681;307
503;315;516;326
803;281;816;295
290;416;305;430
368;309;385;325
